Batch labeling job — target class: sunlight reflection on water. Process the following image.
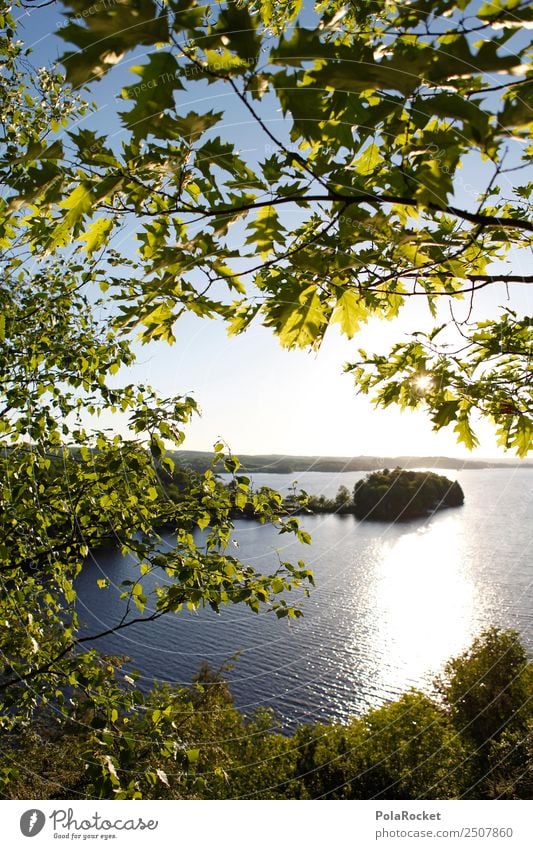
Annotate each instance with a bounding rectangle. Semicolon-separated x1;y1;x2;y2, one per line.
369;516;476;694
76;469;532;726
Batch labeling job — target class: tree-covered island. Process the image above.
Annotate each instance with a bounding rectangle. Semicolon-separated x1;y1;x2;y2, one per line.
303;469;464;521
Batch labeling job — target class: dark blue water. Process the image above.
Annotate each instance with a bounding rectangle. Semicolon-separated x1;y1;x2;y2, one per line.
75;468;533;726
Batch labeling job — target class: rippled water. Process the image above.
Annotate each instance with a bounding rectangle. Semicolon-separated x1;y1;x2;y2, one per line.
76;469;533;726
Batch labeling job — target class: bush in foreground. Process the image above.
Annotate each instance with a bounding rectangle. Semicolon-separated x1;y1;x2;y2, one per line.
0;628;529;800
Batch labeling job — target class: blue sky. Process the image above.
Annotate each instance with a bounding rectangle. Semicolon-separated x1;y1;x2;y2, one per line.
15;1;532;458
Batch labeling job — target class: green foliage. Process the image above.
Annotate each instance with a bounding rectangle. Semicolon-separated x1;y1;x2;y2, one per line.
2;630;529;800
436;627;532;799
304;484;354;514
58;0;169;86
349;313;532;456
0;2;312;797
302;469;464;520
1;0;532;802
1;0;529;452
294;692;467;800
436;627;531;744
485;723;533;800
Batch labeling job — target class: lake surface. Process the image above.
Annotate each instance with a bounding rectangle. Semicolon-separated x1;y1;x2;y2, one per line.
76;469;533;727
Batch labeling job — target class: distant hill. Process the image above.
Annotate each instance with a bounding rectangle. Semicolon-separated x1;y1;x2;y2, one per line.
170;451;532;474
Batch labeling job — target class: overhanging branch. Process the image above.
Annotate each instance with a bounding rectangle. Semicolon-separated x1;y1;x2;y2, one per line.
112;189;533;233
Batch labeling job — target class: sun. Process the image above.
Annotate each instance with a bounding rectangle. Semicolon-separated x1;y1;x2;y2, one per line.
412;372;435;395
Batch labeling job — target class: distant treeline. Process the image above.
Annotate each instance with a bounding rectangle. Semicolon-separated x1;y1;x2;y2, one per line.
171;450;531;474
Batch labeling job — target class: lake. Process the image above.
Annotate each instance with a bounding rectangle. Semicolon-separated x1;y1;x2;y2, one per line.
75;468;533;727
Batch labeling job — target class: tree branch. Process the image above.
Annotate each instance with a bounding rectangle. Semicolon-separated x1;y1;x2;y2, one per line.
110;190;533;233
0;606;174;693
401;273;533;285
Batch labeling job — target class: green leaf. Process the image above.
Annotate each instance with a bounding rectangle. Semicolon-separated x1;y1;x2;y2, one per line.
245;206;287;257
351;143;383;176
197;512;210;530
58;0;169;86
209;4;261;64
454;414;479;450
120;52;183;141
234;491;247;510
49;184;94;250
67;129;118;167
187;748;200;765
271;577;285;593
78;218;113;256
150;434;165;459
431;400;460;428
415;158;453;206
165;110;223;143
227;303;261;336
272;27;333;66
332;289;367;337
511;415;533;457
224;456;240;473
203;49;251;76
265;285;327;349
246;73;269;101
